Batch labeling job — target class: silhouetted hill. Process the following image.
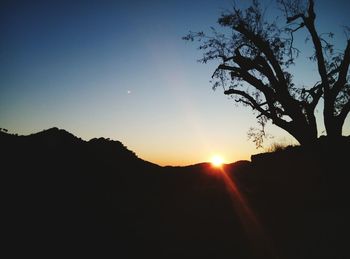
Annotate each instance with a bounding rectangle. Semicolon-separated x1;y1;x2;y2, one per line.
1;128;349;258
1;128;250;258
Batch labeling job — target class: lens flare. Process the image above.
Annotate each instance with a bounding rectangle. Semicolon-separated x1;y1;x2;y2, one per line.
215;166;278;258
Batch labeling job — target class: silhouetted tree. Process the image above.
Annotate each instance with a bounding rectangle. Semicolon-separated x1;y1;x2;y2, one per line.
184;0;349;146
280;0;350;139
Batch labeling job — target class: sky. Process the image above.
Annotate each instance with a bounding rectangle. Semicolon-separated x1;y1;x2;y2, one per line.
1;0;349;166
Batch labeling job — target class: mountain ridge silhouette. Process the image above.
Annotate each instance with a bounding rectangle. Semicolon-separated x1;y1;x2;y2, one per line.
1;127;349;258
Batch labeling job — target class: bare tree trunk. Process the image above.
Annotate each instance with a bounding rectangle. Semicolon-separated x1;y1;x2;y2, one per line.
275;119;318;146
324;115;343;138
293;127;318;145
324;96;343;139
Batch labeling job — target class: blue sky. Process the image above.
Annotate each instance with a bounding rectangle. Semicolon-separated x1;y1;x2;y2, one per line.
0;0;349;165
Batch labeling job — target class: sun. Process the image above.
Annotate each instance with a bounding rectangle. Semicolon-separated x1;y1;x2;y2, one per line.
211;155;224;167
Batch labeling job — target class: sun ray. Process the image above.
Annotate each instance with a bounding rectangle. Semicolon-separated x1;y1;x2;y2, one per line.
217;166;278;258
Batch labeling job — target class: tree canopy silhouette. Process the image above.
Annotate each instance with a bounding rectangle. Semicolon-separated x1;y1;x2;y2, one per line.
183;0;349;147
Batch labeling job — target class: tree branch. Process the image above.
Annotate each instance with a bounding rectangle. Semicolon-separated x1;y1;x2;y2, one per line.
286;23;304;60
217;62;276;102
302;83;323;109
217;50;297;121
234;23;287;87
338;99;350;124
254;55;280;87
286;14;305;23
310;85;323;109
286;0;330;92
333;40;350;95
224;89;271;117
303;0;330;93
225;88;296;135
220;43;255;62
231;49;281;94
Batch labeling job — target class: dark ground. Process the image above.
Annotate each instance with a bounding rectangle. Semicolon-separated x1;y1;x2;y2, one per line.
1;128;349;258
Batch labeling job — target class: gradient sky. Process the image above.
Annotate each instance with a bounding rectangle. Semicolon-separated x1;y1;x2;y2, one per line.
1;0;349;166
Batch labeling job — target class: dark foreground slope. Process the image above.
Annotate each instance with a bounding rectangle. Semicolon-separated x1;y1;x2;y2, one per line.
1;128;349;258
247;138;350;259
1;128;252;258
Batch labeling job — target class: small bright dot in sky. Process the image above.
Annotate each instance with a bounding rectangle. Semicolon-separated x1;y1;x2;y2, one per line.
127;90;131;94
211;155;224;167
